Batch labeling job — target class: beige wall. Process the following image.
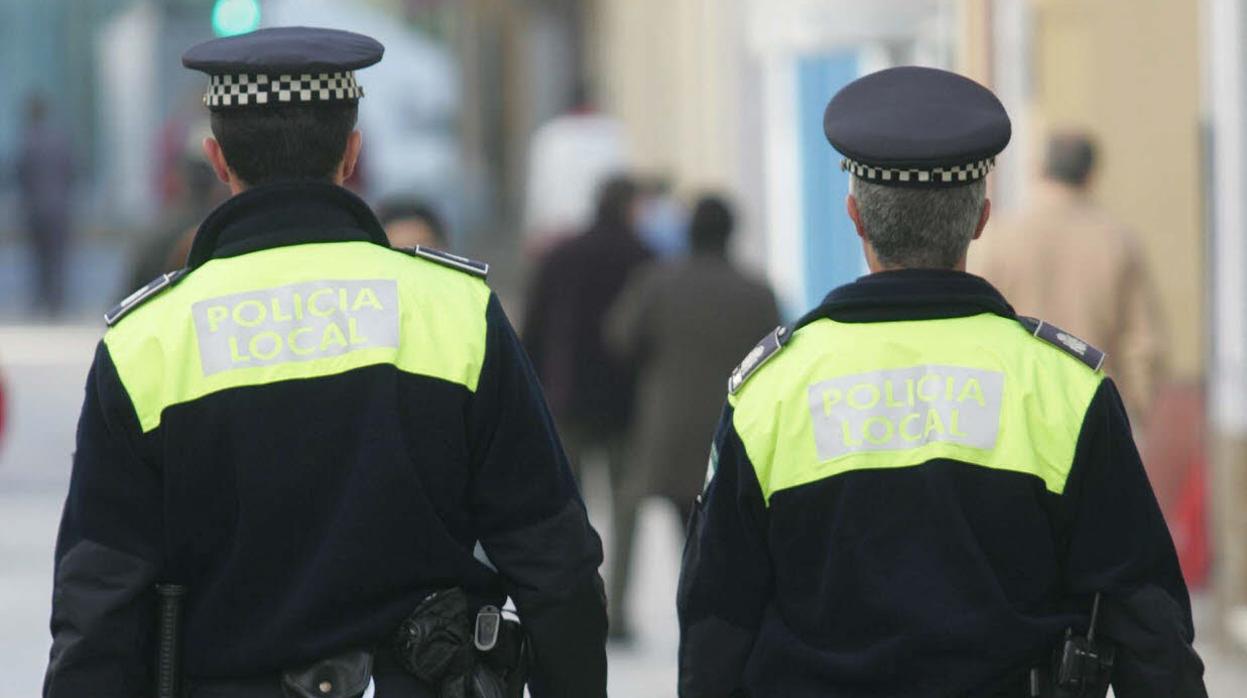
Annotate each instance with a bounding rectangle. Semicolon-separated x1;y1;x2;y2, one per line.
588;0;746;193
1025;0;1205;378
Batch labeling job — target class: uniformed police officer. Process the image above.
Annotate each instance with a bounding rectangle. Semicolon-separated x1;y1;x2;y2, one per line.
677;67;1206;697
44;27;607;698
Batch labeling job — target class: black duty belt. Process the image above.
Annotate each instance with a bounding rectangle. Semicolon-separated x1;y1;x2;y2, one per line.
969;664;1055;698
186;650;436;698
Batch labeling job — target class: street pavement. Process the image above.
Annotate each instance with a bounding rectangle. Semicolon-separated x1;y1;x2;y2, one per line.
0;324;1243;697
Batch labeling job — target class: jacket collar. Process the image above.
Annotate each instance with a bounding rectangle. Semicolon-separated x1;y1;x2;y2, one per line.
187;180;390;269
796;269;1016;328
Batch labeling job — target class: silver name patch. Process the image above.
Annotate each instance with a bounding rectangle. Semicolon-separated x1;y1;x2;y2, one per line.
192;279;400;376
807;365;1004;461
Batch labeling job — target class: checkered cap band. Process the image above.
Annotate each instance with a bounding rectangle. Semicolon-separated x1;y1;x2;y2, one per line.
204;72;364;108
841;157;996;185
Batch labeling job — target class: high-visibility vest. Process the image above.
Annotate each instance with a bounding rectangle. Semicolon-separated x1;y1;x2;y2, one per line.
728;313;1105;504
104;241;490;433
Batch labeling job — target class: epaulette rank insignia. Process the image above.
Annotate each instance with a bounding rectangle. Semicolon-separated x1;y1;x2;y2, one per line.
402;246;489;279
728;325;792;394
1017;317;1106;372
105;268;189;327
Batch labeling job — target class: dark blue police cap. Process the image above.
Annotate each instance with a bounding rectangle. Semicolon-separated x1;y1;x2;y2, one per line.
183;26;384;110
824;66;1011;187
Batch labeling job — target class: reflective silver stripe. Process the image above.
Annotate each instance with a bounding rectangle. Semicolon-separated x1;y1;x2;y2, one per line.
411;246;489;278
807;365;1005;461
192;279;400;376
105;270;186;326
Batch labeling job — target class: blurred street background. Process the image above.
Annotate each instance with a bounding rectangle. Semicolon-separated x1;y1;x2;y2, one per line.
3;0;1247;695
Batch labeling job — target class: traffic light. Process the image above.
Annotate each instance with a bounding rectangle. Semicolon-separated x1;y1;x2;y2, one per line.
212;0;261;37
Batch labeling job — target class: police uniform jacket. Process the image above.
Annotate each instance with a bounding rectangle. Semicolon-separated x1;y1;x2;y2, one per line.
44;182;607;697
677;270;1205;698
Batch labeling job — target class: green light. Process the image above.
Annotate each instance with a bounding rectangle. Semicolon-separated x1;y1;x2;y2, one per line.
212;0;261;37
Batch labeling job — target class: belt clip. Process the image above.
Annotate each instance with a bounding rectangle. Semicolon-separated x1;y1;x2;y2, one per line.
474;605;501;652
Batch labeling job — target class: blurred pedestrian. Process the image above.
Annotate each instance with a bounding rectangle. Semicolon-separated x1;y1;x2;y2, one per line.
522;174;652;639
970;131;1167;428
16;94;75;317
378;197;449;249
127;120;227;291
605;194;779;640
523;82;629;256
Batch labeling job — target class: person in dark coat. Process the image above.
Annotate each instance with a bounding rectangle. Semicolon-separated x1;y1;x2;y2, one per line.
522;174;653;639
605;194;780;640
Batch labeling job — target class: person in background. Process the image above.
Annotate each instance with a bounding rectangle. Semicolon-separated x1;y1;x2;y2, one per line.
378;198;450;249
523;82;629;257
127;120;228;290
970;131;1167;429
605;194;779;642
522;175;653;639
16;93;75;318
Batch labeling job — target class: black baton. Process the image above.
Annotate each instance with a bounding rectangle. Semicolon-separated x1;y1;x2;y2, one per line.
155;584;187;698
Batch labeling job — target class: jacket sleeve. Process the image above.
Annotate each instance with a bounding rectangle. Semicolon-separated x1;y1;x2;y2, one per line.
468;293;607;698
44;342;162;698
602;265;656;364
1060;378;1206;698
677;404;772;698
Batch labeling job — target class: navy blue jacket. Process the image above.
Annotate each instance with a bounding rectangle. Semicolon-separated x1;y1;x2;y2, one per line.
678;271;1205;698
44;182;606;698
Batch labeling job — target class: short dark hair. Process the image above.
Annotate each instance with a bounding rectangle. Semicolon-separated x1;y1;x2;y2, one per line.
377;198;447;244
1044;132;1098;187
209;102;358;186
594;174;640;231
689;195;734;253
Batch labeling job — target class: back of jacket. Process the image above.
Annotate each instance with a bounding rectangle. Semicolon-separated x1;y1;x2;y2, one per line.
678;271;1202;698
44;183;607;698
522;225;653;431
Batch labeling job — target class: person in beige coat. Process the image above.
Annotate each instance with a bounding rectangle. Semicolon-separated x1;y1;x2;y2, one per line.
970;132;1167;427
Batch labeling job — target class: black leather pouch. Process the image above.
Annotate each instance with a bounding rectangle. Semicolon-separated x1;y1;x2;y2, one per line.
392;588;475;685
281;650;373;698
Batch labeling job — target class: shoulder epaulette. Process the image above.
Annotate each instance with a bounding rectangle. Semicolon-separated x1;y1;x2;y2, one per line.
728;325;792;394
105;268;189;327
1017;316;1106;372
402;246;489;279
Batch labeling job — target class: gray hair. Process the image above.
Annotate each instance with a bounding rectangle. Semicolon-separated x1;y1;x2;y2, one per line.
849;176;986;269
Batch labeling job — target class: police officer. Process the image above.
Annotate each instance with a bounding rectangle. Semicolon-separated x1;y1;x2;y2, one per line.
44;27;606;698
677;67;1206;697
